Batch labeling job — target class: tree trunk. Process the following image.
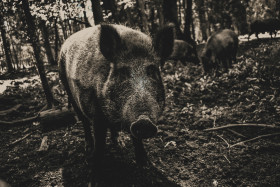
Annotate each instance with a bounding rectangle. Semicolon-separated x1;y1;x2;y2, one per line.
54;18;60;63
196;0;208;41
91;0;103;25
60;20;67;41
22;0;54;108
66;19;72;36
126;7;134;27
6;23;19;70
178;0;182;25
230;0;248;34
136;0;149;33
102;0;119;23
39;20;56;66
10;40;20;70
157;2;164;28
17;44;25;69
277;0;280;19
162;0;183;39
191;20;195;40
149;7;157;33
184;0;192;41
0;14;14;73
81;2;91;27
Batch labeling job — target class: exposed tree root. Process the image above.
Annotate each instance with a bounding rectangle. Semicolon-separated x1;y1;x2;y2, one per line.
0;104;22;116
0;116;39;126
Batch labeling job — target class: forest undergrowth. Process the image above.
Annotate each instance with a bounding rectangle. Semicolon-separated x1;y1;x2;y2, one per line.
0;38;280;186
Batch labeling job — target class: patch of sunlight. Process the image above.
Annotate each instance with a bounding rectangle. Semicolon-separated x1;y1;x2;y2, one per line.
239;32;280;43
0;75;40;94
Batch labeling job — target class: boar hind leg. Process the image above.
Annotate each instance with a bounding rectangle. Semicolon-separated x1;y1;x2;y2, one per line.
131;136;148;166
59;56;94;154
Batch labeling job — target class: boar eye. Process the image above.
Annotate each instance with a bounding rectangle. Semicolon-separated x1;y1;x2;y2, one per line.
146;65;160;80
117;67;131;81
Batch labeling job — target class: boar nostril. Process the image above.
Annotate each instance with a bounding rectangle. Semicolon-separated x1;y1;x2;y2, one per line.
130;115;158;139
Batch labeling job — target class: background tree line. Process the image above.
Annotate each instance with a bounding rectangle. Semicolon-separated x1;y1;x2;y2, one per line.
1;0;280;74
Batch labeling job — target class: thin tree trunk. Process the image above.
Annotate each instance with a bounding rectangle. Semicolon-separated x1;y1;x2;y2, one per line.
72;19;80;32
277;0;280;19
103;0;119;23
149;7;156;33
39;20;56;66
67;19;72;36
178;0;182;25
91;0;103;25
60;20;67;41
162;0;183;39
184;0;192;41
0;14;13;73
17;44;25;69
81;2;91;27
196;0;208;41
22;0;54;108
136;0;149;33
126;8;134;27
230;0;248;34
191;20;195;40
54;18;59;63
10;40;20;69
157;3;164;28
6;23;19;70
0;45;5;71
109;0;119;23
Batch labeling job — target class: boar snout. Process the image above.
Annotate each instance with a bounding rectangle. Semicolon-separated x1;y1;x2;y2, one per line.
130;115;158;139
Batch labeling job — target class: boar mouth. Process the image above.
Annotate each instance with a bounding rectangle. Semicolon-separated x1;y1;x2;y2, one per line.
130;115;158;139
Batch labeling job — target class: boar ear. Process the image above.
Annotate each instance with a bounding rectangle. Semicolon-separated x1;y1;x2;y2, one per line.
100;24;122;61
154;24;174;61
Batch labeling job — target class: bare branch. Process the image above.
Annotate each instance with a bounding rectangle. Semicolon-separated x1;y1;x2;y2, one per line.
230;133;280;147
204;123;280;131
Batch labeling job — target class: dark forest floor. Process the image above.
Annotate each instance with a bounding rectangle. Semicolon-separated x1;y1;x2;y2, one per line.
0;38;280;187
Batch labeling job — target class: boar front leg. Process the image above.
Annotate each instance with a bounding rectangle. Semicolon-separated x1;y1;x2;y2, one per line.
90;117;107;184
131;136;148;166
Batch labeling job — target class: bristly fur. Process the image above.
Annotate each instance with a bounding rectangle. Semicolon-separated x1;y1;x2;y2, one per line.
59;23;174;171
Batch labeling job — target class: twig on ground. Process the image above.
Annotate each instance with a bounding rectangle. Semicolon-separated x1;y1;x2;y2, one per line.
230;132;280;148
204;123;280;131
9;132;34;146
217;135;230;148
223;155;231;163
227;129;247;138
213;116;216;127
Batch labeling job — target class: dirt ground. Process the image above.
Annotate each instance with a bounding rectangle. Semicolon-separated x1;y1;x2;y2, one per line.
0;38;280;187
